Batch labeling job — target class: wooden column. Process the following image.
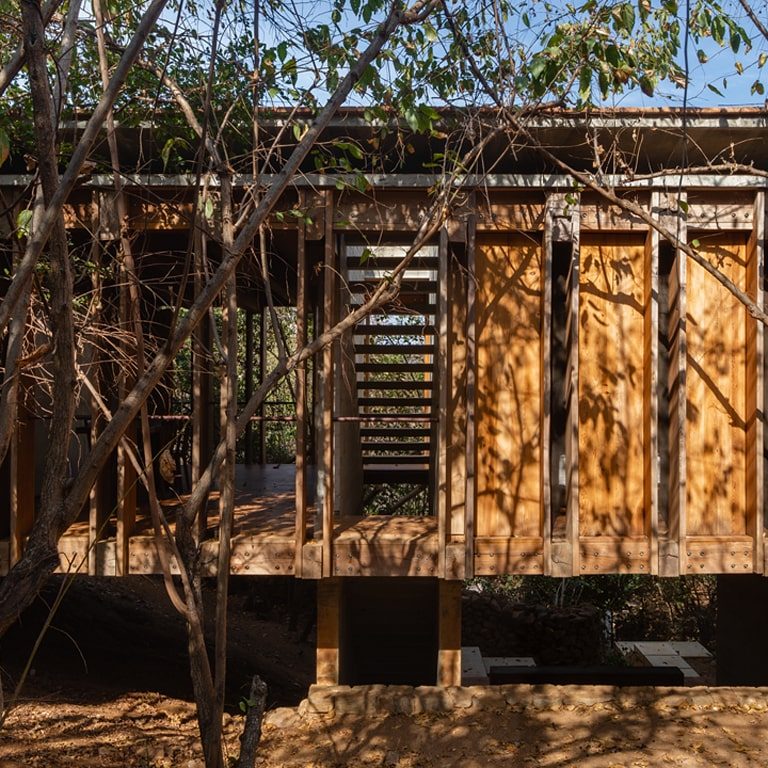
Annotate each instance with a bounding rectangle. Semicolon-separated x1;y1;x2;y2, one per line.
321;191;336;577
437;579;462;686
547;193;580;577
436;227;450;578
258;306;267;465
747;190;764;573
464;205;476;579
316;578;341;685
244;310;254;465
645;202;660;575
540;206;553;575
295;216;309;577
665;192;687;576
116;265;137;576
192;228;213;537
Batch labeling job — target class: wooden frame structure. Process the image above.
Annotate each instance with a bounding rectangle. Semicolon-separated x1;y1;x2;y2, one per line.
2;109;768;685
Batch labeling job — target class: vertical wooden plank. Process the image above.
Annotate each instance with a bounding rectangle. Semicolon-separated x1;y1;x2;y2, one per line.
259;306;267;465
645;212;660;575
541;216;553;575
747;191;764;573
547;193;580;577
449;251;466;546
464;203;477;578
686;233;748;539
316;578;341;685
578;233;646;538
437;579;462;686
436;227;450;578
321;190;335;578
192;228;212;538
116;266;136;576
244;310;254;465
476;235;543;538
295;211;308;577
667;194;687;576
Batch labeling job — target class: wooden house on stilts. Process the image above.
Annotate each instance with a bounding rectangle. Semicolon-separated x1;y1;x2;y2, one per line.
2;107;768;686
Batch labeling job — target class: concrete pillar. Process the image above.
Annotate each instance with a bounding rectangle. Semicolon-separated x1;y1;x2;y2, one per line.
717;574;768;685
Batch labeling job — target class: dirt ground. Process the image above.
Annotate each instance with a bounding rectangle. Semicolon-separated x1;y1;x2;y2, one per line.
2;577;768;767
3;687;768;767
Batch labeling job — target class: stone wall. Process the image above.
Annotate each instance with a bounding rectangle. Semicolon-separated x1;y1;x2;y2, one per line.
293;683;768;720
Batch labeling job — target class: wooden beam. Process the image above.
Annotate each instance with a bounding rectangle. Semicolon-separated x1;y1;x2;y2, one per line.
747;191;764;573
316;578;341;685
436;227;450;578
437;580;462;686
645;203;660;575
321;190;335;578
464;203;477;579
295;214;308;577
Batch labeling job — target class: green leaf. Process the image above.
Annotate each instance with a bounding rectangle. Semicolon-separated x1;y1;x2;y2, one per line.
691;238;701;248
707;82;724;97
203;196;214;222
730;30;741;54
522;12;530;27
639;74;654;97
678;199;689;214
751;80;765;96
760;53;768;68
697;49;708;64
16;208;32;239
359;247;373;265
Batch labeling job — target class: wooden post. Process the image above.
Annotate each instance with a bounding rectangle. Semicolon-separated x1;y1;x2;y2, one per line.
244;310;254;465
321;190;336;578
192;228;212;538
541;206;553;575
665;191;687;577
436;227;450;578
316;578;341;685
116;266;137;576
437;579;462;686
464;205;477;579
645;198;660;575
747;191;764;573
547;193;580;577
259;306;267;464
295;213;308;577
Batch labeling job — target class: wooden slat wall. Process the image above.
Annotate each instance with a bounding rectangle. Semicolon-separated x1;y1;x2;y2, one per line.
686;233;748;538
684;230;758;572
475;234;544;540
576;233;656;574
